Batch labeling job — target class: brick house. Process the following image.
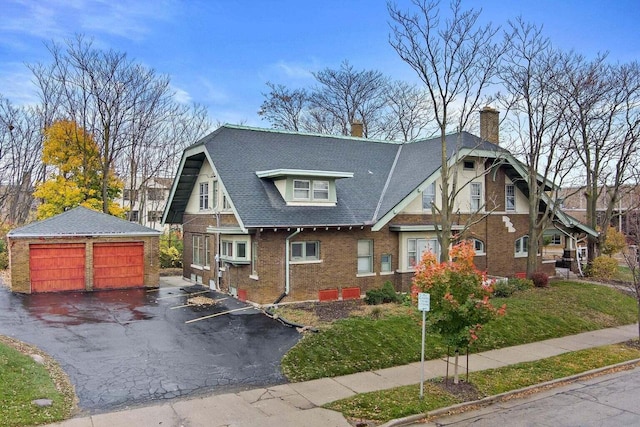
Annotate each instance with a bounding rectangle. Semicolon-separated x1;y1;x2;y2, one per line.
163;108;594;304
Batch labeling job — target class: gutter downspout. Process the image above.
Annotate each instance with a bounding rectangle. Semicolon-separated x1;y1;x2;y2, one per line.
273;227;302;304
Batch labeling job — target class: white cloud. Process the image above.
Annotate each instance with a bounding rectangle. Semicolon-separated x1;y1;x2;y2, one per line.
170;85;192;105
273;60;315;80
0;63;40;107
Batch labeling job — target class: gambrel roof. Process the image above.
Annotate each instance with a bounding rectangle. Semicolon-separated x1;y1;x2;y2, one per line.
163;125;508;229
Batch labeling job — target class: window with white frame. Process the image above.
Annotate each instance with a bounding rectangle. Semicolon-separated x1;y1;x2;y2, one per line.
472;238;485;255
220;240;248;262
293;180;311;200
470;182;482;211
291;241;319;261
251;241;258;276
407;238;439;268
463;160;475;170
549;233;562;245
193;235;207;266
422;182;436;210
221;240;233;258
506;184;516;211
313;180;330;200
223;194;231;210
357;240;373;274
515;236;529;257
381;254;392;272
212;180;219;209
199;182;209;210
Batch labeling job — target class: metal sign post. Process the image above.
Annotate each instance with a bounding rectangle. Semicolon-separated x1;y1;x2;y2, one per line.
418;292;430;399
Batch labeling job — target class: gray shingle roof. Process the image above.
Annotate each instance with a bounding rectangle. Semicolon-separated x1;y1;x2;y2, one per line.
164;125;506;228
8;206;161;238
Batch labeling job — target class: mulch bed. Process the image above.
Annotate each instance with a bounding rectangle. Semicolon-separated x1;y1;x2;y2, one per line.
284;299;364;322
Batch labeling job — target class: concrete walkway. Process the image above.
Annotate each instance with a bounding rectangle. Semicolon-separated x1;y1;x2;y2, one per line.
46;324;639;427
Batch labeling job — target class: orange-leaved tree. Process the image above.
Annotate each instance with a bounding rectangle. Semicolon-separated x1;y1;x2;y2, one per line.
412;240;506;384
34;120;124;219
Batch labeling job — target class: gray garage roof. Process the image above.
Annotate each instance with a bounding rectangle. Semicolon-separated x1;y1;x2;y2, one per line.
163;125;506;228
8;206;162;238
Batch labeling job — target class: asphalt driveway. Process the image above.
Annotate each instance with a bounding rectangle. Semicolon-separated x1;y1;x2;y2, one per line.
0;280;301;414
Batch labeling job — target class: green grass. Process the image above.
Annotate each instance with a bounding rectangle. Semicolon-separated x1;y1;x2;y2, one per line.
325;343;640;423
617;265;635;282
282;281;638;382
0;340;73;426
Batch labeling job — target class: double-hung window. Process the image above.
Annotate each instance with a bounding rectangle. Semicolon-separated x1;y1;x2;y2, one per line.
291;241;319;261
293;180;311;200
221;240;233;258
422;182;436;210
515;236;529;257
407;238;439;268
506;184;516;211
381;254;392;273
313;180;329;200
199;182;209;210
471;182;482;211
357;240;373;274
193;235;207;266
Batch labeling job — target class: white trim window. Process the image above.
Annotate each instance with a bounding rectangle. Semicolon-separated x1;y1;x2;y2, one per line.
313;180;330;200
293;180;311;200
515;235;529;257
505;184;516;212
223;194;231;210
422;182;436;210
221;239;248;262
291;241;319;261
212;180;219;209
381;253;392;273
471;182;482;211
193;235;208;266
199;182;209;210
407;238;439;268
472;238;485;255
357;239;373;274
251;241;258;276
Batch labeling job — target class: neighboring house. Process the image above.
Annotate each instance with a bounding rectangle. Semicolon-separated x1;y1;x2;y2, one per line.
117;177;174;232
163;108;594;304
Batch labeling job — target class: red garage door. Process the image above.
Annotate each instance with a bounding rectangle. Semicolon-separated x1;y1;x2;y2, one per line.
30;244;86;292
93;242;144;289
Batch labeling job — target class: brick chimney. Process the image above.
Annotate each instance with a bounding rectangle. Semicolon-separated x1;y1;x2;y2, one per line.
480;106;499;145
350;120;363;138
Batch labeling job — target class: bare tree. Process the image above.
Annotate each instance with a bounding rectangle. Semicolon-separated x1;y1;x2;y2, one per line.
388;0;504;261
561;57;640;262
497;18;573;276
379;80;435;141
621;210;640;340
29;35;177;214
258;82;308;131
0;96;45;225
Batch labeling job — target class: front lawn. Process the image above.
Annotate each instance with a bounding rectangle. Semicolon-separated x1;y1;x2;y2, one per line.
0;337;75;426
281;281;638;382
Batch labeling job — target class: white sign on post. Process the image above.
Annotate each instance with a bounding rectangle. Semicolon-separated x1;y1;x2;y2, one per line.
418;292;430;312
418;292;430;399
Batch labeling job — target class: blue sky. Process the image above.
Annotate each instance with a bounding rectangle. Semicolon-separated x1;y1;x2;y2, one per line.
1;0;638;127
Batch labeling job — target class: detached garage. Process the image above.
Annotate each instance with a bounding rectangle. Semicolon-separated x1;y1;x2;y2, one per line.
7;206;161;293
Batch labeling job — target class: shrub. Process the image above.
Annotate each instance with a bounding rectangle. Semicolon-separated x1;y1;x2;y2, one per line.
590;256;618;280
364;281;400;305
531;272;549;288
493;277;534;297
0;251;7;270
160;246;182;268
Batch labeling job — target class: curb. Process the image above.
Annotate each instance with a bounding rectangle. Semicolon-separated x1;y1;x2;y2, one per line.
379;357;640;427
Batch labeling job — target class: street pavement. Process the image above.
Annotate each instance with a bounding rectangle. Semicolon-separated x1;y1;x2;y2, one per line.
414;365;640;427
45;323;639;427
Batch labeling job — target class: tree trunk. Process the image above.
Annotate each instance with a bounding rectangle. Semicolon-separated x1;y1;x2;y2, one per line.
453;348;460;384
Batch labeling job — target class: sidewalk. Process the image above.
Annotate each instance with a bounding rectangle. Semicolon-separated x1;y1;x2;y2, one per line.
47;323;639;427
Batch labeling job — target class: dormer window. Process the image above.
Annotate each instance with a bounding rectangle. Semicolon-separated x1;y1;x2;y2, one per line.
294;180;311;199
256;169;353;206
313;181;329;200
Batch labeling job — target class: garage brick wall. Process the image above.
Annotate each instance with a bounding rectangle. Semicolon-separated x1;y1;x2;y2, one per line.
9;236;159;293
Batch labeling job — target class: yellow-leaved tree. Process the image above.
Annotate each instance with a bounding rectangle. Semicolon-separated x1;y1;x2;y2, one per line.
34;120;125;219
